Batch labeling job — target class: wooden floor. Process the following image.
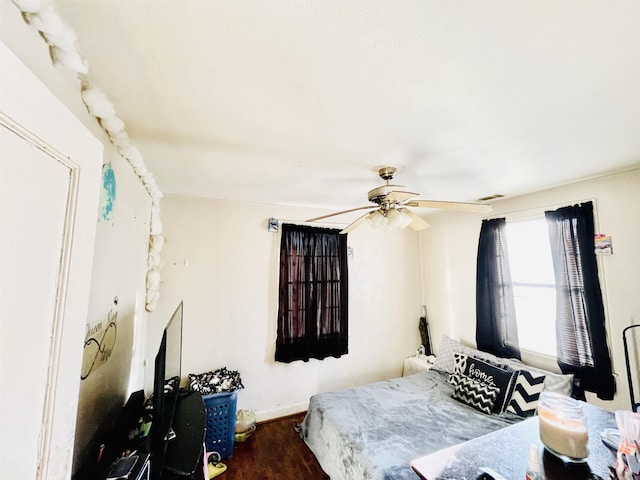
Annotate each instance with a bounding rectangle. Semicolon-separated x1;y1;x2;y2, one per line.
218;412;329;480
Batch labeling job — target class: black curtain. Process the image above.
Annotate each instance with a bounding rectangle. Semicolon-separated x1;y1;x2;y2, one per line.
545;202;616;400
275;224;349;363
476;218;521;360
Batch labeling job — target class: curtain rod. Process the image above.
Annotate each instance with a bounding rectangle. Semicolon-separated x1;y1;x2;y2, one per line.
267;217;349;232
278;219;348;225
483;197;598;221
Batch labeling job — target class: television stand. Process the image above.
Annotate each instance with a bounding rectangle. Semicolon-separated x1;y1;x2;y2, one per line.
74;390;206;480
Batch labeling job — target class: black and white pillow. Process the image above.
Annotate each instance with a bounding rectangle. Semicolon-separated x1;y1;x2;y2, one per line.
448;352;468;387
462;356;518;413
499;358;575;397
452;375;499;415
506;369;546;417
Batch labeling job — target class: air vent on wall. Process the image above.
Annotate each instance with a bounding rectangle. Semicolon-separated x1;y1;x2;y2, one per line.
475;194;505;202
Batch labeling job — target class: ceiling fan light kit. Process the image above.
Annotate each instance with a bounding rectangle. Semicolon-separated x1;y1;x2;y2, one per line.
307;166;493;234
366;210;386;229
366;208;412;230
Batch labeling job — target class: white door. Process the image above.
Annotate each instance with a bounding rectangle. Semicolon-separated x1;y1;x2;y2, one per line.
0;41;102;480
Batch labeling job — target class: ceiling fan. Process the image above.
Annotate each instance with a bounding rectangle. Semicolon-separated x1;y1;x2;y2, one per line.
307;166;493;234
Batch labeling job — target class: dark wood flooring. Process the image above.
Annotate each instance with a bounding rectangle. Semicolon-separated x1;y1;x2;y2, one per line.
218;412;329;480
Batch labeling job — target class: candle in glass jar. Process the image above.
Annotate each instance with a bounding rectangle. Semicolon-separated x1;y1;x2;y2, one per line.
538;392;589;460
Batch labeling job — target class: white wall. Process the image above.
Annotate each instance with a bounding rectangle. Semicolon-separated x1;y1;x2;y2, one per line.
420;169;640;411
1;41;103;480
73;150;152;471
1;3;153;475
149;196;424;420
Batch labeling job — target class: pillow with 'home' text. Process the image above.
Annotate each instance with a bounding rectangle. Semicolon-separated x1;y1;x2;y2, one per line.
462;356;518;413
431;334;522;375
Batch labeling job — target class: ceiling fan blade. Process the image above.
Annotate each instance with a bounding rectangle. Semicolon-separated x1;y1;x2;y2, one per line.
384;190;419;203
306;205;377;222
402;209;430;231
340;211;377;234
405;199;493;213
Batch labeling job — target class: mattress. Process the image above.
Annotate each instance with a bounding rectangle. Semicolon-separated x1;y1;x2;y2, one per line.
301;369;523;480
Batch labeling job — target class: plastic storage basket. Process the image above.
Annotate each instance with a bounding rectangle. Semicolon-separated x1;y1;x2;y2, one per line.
202;391;238;459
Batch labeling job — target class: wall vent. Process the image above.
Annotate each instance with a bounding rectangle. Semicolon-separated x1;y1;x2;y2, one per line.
476;194;505;202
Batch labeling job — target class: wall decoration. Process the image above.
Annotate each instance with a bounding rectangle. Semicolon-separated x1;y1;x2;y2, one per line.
595;234;613;255
11;0;164;311
81;297;118;380
99;162;116;221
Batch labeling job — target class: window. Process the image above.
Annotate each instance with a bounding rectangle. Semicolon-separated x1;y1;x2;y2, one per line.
476;201;615;400
275;224;348;363
505;217;557;357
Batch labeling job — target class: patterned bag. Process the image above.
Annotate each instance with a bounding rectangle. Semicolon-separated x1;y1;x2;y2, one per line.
613;411;640;480
188;367;244;394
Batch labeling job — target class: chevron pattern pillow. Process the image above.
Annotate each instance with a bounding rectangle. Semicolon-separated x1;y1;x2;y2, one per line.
506;369;546;417
452;375;499;415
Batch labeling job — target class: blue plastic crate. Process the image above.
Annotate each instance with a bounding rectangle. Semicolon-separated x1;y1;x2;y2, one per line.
202;391;238;459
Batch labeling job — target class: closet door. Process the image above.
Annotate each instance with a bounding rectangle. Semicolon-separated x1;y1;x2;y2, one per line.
0;41;102;480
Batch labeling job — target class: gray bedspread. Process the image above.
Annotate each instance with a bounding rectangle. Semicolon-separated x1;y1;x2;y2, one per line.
301;369;522;480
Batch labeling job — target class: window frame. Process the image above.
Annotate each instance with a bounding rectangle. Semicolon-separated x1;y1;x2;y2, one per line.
275;223;349;363
491;201;611;370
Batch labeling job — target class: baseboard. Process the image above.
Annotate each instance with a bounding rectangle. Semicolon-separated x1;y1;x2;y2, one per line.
255;400;309;423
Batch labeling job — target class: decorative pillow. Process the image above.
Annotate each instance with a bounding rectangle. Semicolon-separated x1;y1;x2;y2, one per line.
453;352;468;374
452;375;499;415
432;334;523;375
448;373;463;388
463;356;518;413
432;335;462;373
499;358;574;396
448;352;468;386
448;354;466;386
542;372;574;395
506;369;546;417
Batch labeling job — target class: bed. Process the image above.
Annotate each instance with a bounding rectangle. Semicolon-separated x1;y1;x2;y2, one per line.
301;336;574;480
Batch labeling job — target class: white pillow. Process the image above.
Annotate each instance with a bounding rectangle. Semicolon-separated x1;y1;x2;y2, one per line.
498;358;574;396
431;335;461;373
432;335;574;396
431;335;513;373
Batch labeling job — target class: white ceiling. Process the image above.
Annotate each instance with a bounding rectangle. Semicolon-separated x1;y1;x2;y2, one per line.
53;0;640;214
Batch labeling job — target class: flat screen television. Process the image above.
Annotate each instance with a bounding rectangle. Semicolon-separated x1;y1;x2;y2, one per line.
150;301;183;480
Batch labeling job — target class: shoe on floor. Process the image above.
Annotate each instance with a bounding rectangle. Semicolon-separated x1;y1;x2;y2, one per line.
208;461;227;478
